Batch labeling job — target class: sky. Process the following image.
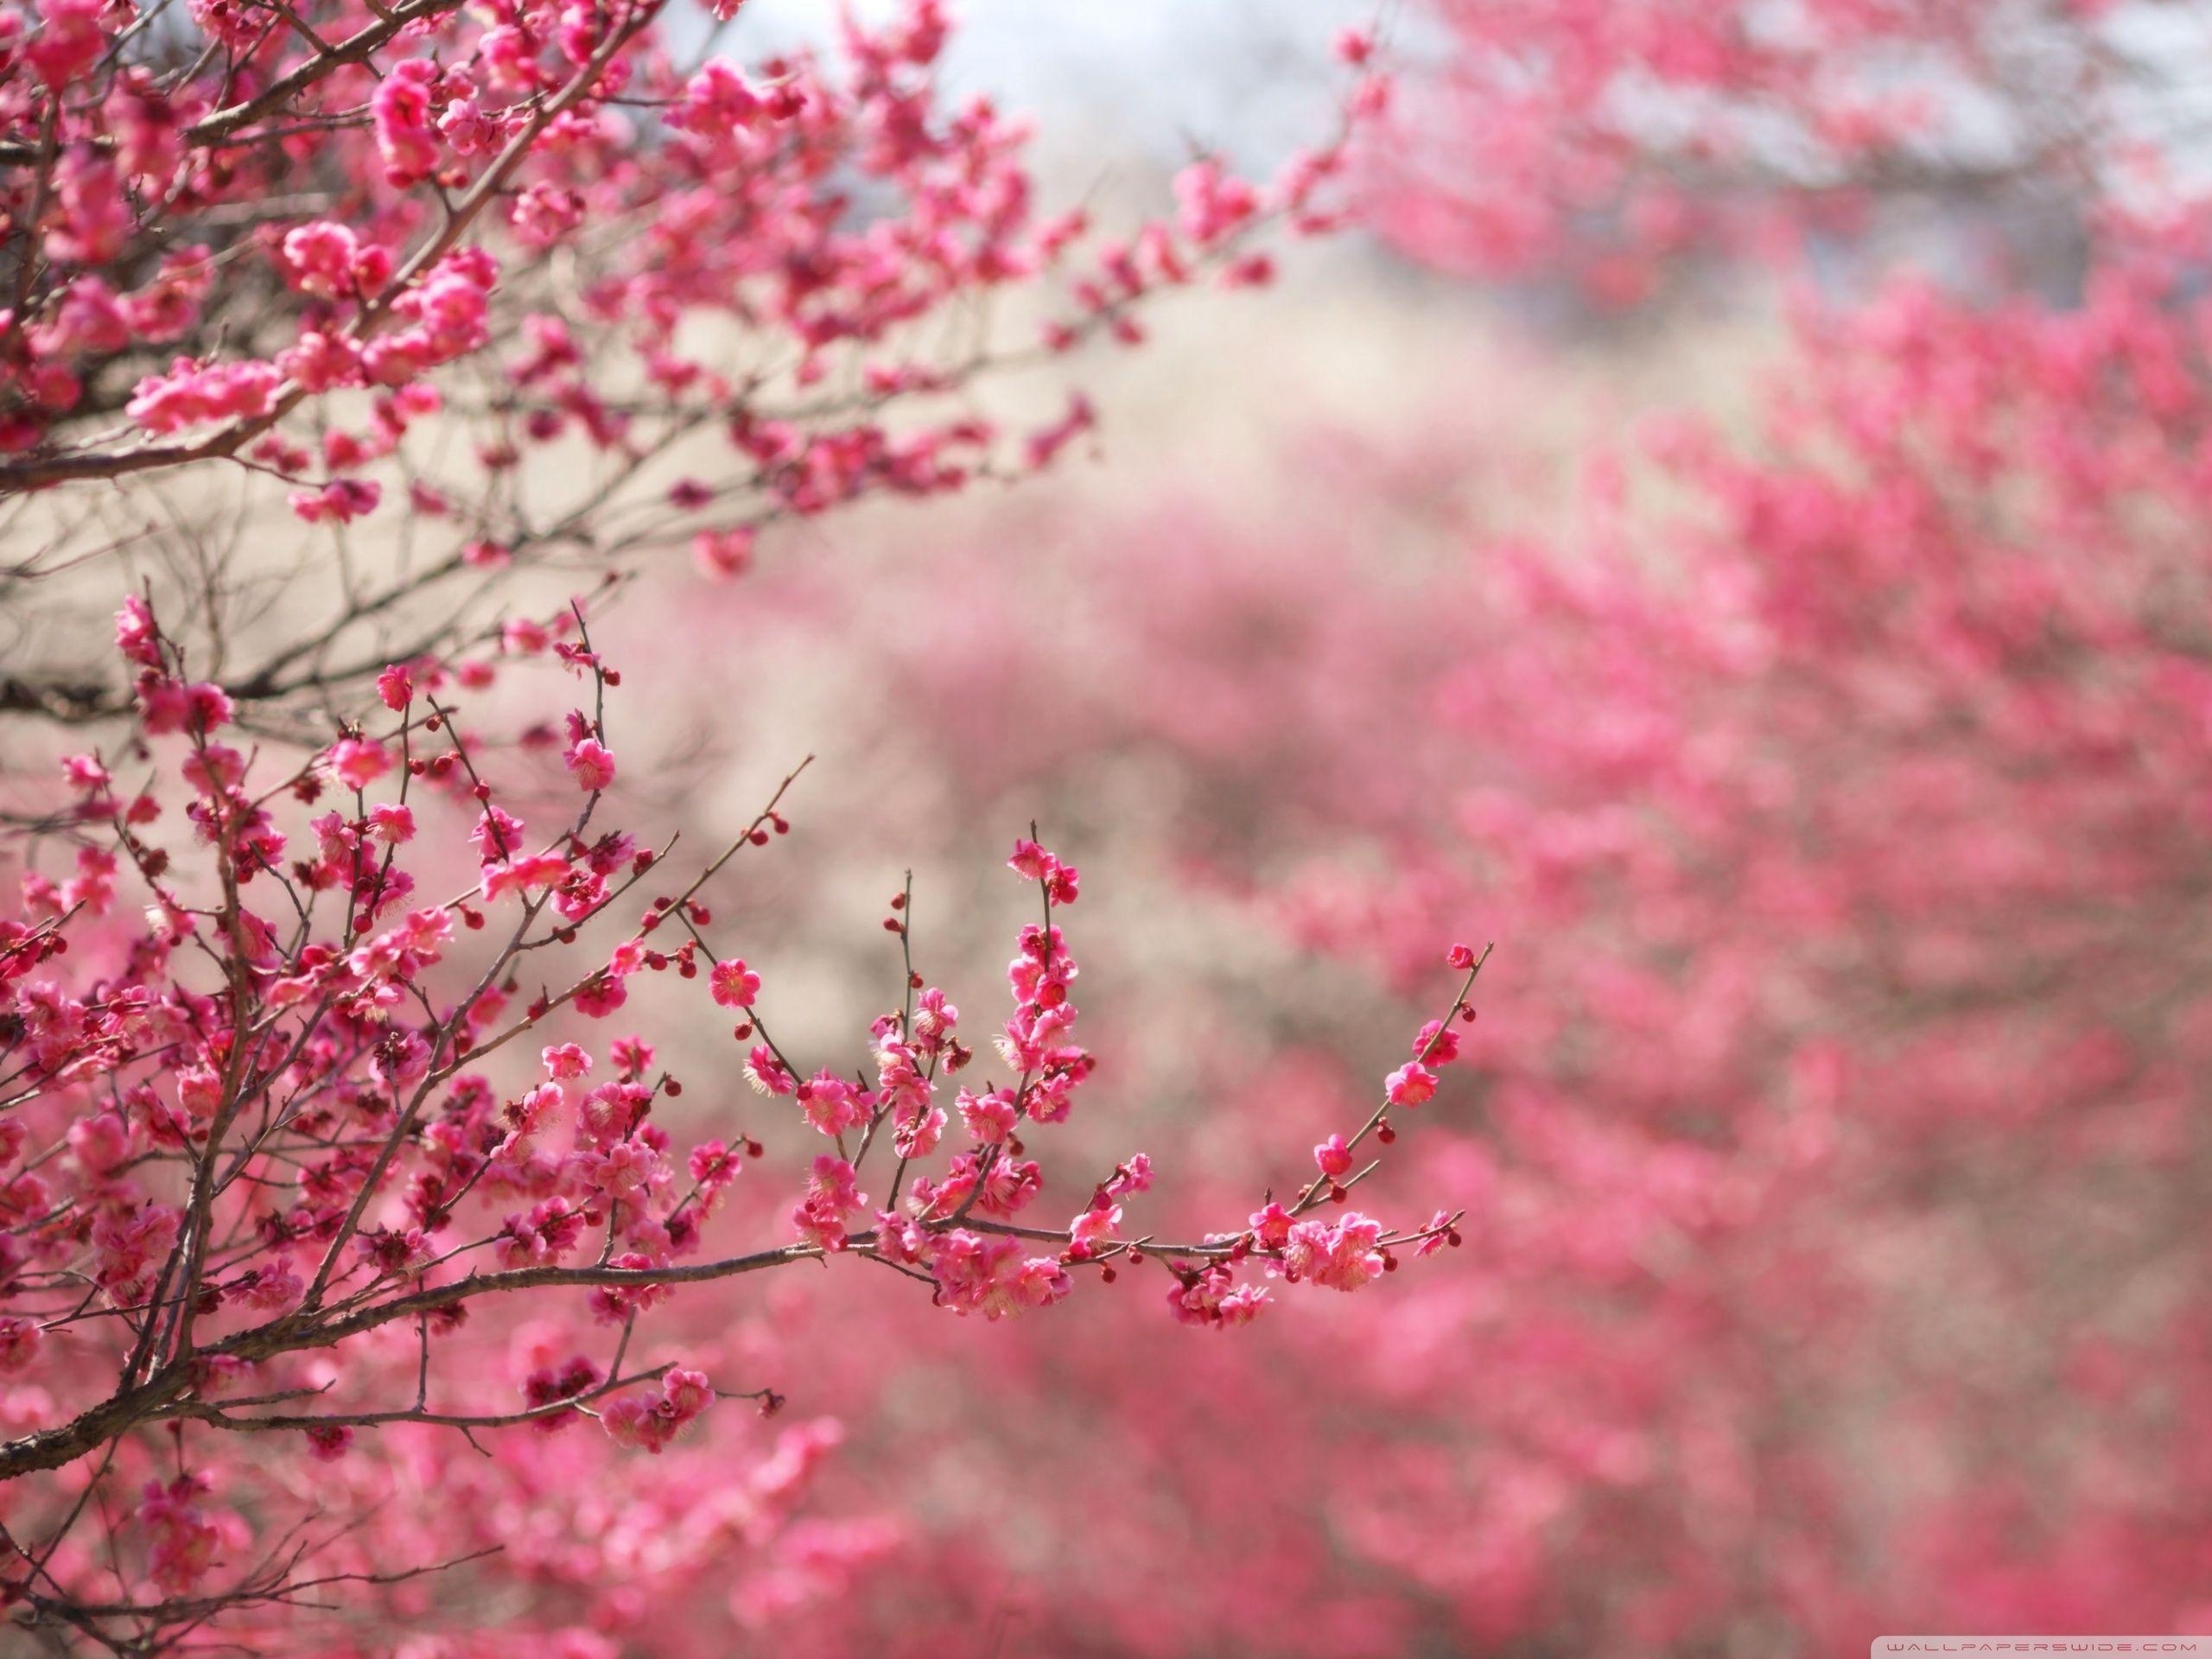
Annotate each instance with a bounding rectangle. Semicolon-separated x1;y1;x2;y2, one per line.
736;0;1372;177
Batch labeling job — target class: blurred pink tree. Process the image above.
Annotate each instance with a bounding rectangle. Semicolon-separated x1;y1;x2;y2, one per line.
1387;0;2201;307
676;3;2212;1652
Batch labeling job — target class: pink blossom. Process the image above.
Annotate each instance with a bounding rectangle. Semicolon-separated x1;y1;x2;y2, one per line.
709;958;760;1008
670;60;764;135
927;1229;1070;1320
798;1071;869;1137
1384;1062;1437;1108
481;854;570;900
128;358;280;434
115;595;162;668
601;1366;714;1454
543;1044;591;1080
282;222;366;299
1281;1215;1386;1293
1166;1262;1268;1328
957;1086;1019;1142
693;527;755;581
791;1155;867;1250
368;804;416;844
745;1046;795;1096
564;737;617;791
372;59;440;187
59;760;108;800
512;182;586;248
326;737;391;791
289;479;383;525
27;0;105;86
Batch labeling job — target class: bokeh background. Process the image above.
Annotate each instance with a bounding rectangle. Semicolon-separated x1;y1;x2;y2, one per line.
508;3;2212;1654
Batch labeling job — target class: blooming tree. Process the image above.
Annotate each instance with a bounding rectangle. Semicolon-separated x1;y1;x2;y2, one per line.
0;3;1469;1653
0;0;1374;724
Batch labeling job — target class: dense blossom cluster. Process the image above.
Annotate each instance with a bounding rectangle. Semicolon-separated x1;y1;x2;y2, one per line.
0;0;1386;736
0;0;1371;493
0;582;1478;1650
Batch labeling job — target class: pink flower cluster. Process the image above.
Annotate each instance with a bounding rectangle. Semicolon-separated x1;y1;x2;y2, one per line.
0;0;1388;579
0;588;1474;1651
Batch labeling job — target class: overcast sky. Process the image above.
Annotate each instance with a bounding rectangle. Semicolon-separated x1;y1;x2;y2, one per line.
735;0;1372;178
